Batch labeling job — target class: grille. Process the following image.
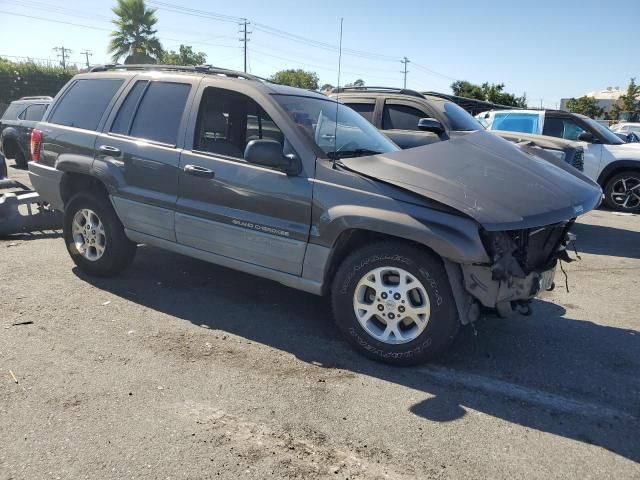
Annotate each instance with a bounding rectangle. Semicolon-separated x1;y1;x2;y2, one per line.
508;222;570;272
569;149;584;171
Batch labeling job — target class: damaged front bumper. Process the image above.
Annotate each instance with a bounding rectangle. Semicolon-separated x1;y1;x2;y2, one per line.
448;221;574;322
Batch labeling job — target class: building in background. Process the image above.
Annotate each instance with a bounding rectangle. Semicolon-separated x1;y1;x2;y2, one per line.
560;87;623;118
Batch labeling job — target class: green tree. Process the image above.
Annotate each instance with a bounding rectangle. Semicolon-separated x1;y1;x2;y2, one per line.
450;80;527;107
0;58;73;104
109;0;163;64
346;79;365;88
160;45;207;66
565;96;604;118
608;78;640;121
269;69;319;89
450;80;485;100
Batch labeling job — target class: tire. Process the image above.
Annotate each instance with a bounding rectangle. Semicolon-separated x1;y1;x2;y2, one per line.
13;148;27;169
603;170;640;213
331;241;459;366
63;190;136;276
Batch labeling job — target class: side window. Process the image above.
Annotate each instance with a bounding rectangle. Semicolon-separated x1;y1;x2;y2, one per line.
195;87;284;160
49;79;123;131
128;82;191;145
543;117;585;141
1;103;24;120
345;102;375;123
492;113;540;134
110;80;149;135
382;104;426;130
23;104;47;121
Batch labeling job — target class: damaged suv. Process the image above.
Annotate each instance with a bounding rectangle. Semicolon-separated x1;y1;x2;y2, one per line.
28;65;601;365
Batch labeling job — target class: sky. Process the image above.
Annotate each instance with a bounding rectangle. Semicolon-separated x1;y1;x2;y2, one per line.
0;0;636;109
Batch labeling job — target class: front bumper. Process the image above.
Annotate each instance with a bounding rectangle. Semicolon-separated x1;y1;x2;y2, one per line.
461;263;556;309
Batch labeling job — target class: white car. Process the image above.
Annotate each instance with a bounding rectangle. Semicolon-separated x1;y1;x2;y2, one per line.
477;109;640;212
611;122;640;134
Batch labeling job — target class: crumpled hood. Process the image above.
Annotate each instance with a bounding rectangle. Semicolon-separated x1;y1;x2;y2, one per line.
341;131;602;231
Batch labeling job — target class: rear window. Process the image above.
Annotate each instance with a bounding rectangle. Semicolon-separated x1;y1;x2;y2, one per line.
128;82;191;145
492;112;540;134
49;79;123;131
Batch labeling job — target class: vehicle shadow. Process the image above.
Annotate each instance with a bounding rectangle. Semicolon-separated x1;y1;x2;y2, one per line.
572;222;640;259
73;246;640;463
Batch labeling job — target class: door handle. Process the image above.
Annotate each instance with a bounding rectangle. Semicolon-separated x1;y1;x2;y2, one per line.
184;164;215;179
99;145;121;156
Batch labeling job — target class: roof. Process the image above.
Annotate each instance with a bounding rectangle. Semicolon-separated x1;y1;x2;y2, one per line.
85;64;327;99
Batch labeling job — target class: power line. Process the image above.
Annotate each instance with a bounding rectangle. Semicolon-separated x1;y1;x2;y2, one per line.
401;57;410;88
53;46;71;70
238;19;251;73
80;50;92;69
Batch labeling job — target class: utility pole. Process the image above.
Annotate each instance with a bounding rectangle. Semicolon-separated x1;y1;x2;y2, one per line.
401;57;410;89
80;50;92;69
238;19;251;72
53;46;71;70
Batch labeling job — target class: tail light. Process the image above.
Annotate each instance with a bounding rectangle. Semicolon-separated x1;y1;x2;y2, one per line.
30;128;43;162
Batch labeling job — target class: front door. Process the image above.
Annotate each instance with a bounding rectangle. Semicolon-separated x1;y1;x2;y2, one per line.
176;86;312;276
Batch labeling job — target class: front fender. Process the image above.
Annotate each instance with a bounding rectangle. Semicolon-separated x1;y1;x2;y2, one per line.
597;159;640;185
317;204;489;264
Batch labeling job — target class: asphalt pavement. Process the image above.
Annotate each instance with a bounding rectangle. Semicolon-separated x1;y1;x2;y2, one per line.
1;163;639;479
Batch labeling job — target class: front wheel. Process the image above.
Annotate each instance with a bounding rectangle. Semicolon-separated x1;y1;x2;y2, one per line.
63;190;136;276
331;242;459;366
603;171;640;213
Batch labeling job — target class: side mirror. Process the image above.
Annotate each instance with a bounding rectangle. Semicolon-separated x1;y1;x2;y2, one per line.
244;139;301;175
577;131;595;142
417;118;445;135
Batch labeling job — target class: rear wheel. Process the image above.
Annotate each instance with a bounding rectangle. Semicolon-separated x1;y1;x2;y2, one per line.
63;190;136;276
603;171;640;213
331;242;459;366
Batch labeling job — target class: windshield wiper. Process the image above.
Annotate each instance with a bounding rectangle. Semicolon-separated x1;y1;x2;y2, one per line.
327;148;382;160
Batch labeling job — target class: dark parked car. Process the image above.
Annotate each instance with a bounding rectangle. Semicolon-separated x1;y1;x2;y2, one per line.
330;87;586;171
28;65;600;365
0;96;52;168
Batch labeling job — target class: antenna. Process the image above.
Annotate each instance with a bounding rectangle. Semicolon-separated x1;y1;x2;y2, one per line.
332;17;344;169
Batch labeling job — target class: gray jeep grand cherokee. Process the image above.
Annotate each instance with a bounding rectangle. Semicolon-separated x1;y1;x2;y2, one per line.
28;65;601;365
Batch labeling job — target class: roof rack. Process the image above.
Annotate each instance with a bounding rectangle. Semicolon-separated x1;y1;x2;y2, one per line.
89;64;263;81
331;86;424;99
19;96;53;101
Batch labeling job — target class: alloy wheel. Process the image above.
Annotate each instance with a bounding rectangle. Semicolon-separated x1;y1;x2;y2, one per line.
352;266;431;345
610;175;640;210
71;209;106;261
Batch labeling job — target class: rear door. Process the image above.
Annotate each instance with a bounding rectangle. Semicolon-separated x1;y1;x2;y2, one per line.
381;99;441;149
98;76;198;241
175;85;312;275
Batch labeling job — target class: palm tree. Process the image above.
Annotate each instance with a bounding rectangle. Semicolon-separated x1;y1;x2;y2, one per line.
109;0;163;64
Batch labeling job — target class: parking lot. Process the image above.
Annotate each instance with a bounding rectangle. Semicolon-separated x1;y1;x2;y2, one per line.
1;165;639;479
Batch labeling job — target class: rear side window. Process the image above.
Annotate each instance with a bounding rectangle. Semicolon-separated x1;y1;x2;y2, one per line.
382;104;425;130
49;79;123;131
345;102;375;122
21;104;48;121
110;80;149;135
128;82;191;145
1;103;24;120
